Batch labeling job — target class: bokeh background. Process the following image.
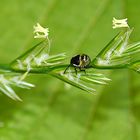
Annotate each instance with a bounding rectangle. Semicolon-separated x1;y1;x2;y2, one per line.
0;0;140;139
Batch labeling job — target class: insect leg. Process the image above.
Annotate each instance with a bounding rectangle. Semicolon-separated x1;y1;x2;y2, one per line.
74;67;77;75
83;70;86;74
63;65;71;74
79;68;86;74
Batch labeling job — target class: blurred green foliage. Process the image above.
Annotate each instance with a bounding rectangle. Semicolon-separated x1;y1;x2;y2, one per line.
0;0;140;140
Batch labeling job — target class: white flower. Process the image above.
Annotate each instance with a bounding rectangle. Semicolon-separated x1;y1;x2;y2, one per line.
112;17;129;29
34;23;49;38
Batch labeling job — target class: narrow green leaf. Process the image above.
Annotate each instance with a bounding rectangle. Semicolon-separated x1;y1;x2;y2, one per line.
10;40;66;71
92;28;133;68
128;60;140;73
51;68;111;93
123;42;140;56
0;73;35;101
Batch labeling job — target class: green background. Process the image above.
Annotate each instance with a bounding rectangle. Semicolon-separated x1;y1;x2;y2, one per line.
0;0;140;139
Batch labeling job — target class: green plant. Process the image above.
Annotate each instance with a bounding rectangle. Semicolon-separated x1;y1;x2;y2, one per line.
0;20;140;101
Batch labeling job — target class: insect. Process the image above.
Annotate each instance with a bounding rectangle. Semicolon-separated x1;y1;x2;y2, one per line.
64;54;91;74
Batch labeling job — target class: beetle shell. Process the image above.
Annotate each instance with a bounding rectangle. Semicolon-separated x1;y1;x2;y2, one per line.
70;54;91;68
